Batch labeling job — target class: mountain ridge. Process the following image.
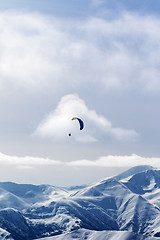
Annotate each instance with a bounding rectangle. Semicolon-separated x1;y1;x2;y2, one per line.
0;165;160;239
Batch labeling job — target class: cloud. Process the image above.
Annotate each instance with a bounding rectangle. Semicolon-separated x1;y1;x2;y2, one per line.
1;11;160;94
0;152;61;169
67;154;160;168
80;14;160;92
1;151;160;170
0;11;84;91
34;94;138;142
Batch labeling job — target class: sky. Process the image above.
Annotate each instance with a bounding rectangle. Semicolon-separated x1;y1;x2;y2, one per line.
0;0;160;186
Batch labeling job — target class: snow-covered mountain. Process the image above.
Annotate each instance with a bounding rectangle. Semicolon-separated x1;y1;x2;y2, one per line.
0;165;160;239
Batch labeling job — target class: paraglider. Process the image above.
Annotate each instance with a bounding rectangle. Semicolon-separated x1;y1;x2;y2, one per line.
72;117;84;130
69;117;84;136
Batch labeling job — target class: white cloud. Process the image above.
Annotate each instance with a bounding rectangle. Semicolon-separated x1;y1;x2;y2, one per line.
1;151;160;170
67;154;160;168
0;152;61;169
80;14;160;92
1;11;160;93
34;94;138;142
0;11;83;91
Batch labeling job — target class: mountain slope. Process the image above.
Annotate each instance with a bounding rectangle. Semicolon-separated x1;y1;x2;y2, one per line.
0;208;36;240
0;166;160;239
37;228;154;240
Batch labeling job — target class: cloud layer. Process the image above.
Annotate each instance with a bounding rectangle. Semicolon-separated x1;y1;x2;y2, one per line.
1;11;160;93
0;152;61;169
1;151;160;170
67;154;160;168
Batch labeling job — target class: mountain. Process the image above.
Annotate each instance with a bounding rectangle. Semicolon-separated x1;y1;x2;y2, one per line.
0;165;160;239
38;229;150;240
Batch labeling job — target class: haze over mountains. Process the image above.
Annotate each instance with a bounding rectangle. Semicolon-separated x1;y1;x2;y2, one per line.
0;165;160;239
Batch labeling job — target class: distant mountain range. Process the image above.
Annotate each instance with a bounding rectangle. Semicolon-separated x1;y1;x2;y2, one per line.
0;165;160;240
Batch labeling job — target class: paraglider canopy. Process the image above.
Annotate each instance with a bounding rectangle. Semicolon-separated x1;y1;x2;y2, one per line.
68;117;84;136
72;117;84;130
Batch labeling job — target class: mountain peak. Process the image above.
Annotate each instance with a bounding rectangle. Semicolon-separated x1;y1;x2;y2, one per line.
113;165;155;181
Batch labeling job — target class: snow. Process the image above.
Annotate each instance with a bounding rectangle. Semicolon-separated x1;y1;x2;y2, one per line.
0;226;13;240
0;166;160;239
36;229;155;240
114;165;154;180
